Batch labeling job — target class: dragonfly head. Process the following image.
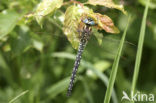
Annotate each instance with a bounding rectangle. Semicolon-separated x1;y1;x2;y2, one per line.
82;18;96;26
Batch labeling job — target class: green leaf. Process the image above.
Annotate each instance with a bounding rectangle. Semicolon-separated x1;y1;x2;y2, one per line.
131;0;150;100
87;0;127;14
0;10;20;41
63;5;119;49
32;39;44;52
92;28;103;45
63;5;93;49
103;16;130;103
87;60;111;78
34;0;63;25
95;13;120;33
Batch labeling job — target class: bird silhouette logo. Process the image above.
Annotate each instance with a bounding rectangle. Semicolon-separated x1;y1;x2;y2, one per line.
121;91;131;101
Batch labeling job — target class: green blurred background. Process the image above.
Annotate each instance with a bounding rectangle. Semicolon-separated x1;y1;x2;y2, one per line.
0;0;156;103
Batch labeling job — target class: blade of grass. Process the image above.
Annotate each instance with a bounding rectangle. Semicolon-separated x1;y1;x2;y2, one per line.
103;16;131;103
9;90;29;103
82;60;118;103
46;77;70;99
52;52;118;103
131;0;150;100
0;52;15;87
79;77;94;103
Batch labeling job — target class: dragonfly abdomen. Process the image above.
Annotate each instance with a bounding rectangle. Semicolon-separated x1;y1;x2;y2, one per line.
67;26;92;96
67;38;86;96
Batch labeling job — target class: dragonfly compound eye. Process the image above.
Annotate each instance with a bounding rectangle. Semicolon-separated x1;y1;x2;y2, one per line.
83;18;89;24
89;21;96;26
82;18;96;26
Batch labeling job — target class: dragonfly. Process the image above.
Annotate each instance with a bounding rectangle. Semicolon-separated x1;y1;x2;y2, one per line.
66;17;136;96
31;15;136;96
67;17;97;96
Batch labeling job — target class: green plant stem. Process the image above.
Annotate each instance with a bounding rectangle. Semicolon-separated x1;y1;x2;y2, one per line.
103;16;130;103
9;90;29;103
131;0;150;100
